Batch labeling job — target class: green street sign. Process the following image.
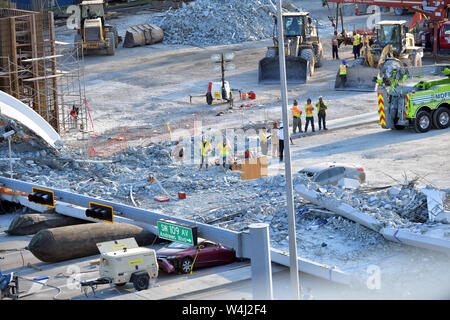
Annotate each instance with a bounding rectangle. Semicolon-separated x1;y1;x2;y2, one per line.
157;219;198;245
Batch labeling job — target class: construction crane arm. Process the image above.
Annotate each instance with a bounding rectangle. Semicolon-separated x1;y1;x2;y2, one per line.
323;0;422;8
323;0;450;57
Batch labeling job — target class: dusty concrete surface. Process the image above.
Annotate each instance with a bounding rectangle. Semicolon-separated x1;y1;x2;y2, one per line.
0;0;449;300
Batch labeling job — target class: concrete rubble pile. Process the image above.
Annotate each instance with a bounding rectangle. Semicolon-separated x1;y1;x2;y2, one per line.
316;181;435;231
1;141;449;286
150;0;301;46
0;142;445;236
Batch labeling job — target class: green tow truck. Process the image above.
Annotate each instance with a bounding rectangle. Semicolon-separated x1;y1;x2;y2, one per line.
376;63;450;133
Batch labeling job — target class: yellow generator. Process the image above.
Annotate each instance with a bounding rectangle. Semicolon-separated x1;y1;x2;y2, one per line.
74;0;119;56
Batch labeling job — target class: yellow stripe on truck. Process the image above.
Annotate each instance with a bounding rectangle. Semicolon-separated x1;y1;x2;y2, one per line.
378;93;386;128
129;259;143;265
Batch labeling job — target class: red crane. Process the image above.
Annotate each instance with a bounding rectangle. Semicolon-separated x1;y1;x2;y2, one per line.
323;0;450;57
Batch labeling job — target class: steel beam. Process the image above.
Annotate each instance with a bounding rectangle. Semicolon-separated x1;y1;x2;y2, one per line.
0;176;243;256
0;176;354;285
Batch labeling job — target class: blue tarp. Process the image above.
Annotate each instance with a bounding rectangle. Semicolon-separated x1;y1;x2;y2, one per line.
12;0;78;10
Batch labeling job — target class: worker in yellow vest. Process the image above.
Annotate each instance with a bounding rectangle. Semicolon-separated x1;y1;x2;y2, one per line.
200;135;211;170
362;31;371;47
217;138;231;169
292;99;303;134
353;33;361;59
331;30;339;60
259;127;270;156
304;98;315;133
316;96;328;131
339;59;347;87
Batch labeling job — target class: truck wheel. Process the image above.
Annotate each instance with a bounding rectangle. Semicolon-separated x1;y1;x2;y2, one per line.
132;273;149;291
313;43;323;68
433;107;450;129
179;257;193;274
106;33;115;56
112;27;119;48
413;110;432;133
300;48;315;76
206;93;213;105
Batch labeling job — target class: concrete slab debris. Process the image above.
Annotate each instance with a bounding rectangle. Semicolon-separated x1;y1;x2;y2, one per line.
0;91;61;150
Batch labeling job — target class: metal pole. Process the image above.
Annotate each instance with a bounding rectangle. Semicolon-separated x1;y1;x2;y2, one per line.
249;223;273;300
276;0;300;300
8;137;13;179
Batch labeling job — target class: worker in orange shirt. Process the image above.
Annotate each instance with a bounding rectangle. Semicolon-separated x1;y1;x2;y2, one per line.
292;99;303;134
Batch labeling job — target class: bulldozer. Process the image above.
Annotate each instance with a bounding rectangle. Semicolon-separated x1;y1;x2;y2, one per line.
73;0;120;56
335;20;423;92
258;12;324;84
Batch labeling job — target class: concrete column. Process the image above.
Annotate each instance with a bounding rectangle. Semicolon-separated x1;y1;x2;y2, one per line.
249;223;273;300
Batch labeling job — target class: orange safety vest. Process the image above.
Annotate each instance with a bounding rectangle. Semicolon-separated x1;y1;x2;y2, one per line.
339;64;347;75
305;103;314;117
332;35;338;45
292;105;302;118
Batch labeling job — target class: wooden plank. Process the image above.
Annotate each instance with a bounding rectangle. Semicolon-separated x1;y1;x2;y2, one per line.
48;11;59;133
22;73;63;81
21;54;63;62
9;16;19;98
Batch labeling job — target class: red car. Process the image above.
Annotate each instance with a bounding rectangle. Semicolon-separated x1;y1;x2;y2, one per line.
156;239;236;274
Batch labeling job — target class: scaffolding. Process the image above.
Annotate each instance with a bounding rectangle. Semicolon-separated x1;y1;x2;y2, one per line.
0;8;88;135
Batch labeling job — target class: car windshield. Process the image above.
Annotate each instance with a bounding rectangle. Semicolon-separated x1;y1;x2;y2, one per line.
283;16;303;37
444;25;450;35
299;171;315;178
167;242;191;249
377;25;400;45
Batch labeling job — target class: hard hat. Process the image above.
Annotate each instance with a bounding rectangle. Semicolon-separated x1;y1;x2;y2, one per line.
364;31;367;35
342;59;347;63
307;98;311;102
319;96;323;99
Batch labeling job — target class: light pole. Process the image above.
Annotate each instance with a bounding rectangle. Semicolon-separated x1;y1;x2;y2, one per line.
276;0;300;300
211;52;235;102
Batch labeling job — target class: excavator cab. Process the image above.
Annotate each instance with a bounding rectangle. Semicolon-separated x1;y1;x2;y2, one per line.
283;16;303;37
375;22;408;55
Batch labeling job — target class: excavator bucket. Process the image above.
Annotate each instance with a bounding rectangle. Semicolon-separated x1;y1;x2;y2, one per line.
334;63;379;92
123;24;164;48
258;56;309;84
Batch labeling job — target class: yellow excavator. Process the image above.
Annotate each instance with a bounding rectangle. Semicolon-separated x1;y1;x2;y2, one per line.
74;0;120;56
335;20;423;92
259;12;324;84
